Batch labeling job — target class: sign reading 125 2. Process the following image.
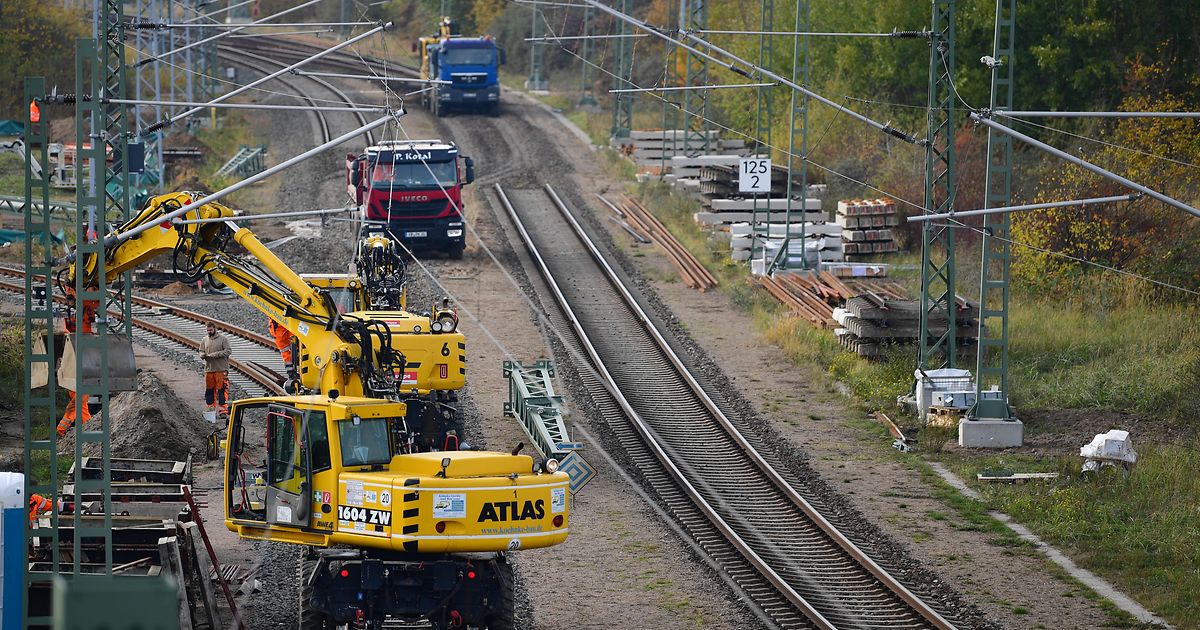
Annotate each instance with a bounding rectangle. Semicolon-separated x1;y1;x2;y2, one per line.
739;157;771;193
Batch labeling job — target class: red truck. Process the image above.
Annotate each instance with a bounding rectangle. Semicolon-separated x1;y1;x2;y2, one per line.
346;140;475;258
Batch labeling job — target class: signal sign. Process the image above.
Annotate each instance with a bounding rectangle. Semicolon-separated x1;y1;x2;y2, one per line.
739;157;771;193
558;451;596;495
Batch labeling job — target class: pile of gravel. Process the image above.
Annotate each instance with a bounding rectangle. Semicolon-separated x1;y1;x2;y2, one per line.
59;370;214;461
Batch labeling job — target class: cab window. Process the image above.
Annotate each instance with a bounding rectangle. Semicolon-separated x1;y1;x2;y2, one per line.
269;410;304;486
339;418;391;466
307;411;331;472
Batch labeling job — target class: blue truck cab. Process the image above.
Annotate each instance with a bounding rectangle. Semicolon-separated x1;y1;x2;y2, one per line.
417;20;505;117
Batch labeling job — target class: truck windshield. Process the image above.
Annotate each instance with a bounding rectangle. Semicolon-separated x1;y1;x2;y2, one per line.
371;161;456;189
442;47;496;66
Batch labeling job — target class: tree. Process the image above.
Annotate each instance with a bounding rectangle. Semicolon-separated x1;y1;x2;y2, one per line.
0;0;87;119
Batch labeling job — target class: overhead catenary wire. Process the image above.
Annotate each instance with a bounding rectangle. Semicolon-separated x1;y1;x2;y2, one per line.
610;82;777;93
94;113;396;250
580;0;927;146
174;207;355;225
179;0;257;24
135;0;327;67
697;29;930;38
147;23;392;132
524;12;1200;301
228;29;335;38
110;99;384;113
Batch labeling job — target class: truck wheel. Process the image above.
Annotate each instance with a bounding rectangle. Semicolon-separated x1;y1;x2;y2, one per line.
489;103;501;118
435;101;447;118
299;556;329;630
483;559;516;630
449;245;464;260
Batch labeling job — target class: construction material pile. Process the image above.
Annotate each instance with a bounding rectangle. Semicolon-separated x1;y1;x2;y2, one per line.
834;295;980;358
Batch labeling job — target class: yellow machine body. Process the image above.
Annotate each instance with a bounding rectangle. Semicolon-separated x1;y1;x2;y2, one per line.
224;396;569;553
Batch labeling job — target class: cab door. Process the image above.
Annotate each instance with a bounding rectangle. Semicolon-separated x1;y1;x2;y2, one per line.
266;404;313;528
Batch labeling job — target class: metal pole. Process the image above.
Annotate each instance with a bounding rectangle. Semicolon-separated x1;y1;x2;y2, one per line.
971;113;1200;218
174;206;355;224
609;0;633;139
103;114;395;247
968;0;1016;423
147;23;391;132
578;5;597;106
751;0;773;262
999;110;1200;118
697;29;928;37
526;0;549;91
780;0;810;271
23;75;60;629
681;0;710;157
918;0;958;372
907;194;1139;223
297;70;449;84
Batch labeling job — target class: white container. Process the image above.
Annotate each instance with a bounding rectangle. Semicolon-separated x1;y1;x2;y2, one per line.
204;411;218;424
0;472;22;511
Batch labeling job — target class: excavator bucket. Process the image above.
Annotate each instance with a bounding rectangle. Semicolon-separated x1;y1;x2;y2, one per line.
30;331;65;389
57;333;138;392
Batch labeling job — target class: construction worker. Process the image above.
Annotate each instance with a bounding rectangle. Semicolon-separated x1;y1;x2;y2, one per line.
267;318;295;375
199;322;232;417
57;289;98;438
28;493;53;526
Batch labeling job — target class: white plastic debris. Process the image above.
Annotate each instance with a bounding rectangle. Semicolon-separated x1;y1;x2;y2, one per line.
1080;429;1137;473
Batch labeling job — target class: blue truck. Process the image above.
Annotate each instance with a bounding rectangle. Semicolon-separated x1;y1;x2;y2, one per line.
417;18;505;117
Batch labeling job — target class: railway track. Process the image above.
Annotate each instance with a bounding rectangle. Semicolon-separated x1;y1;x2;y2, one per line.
495;183;961;630
0;265;283;398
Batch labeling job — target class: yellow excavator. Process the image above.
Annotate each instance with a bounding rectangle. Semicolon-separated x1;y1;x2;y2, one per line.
65;192;569;629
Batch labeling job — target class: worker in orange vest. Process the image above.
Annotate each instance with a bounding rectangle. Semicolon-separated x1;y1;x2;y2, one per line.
58;289;98;438
267;318;295;374
28;493;53;526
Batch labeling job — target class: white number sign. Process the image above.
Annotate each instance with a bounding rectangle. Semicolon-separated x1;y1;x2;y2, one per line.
739;157;771;193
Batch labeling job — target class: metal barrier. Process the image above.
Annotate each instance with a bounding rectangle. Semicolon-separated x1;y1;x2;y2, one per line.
503;360;572;458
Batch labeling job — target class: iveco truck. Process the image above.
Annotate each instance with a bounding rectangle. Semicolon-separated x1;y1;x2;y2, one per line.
346;140;475;258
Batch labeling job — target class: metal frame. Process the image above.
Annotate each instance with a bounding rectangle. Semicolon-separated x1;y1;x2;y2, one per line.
503;360;572;458
23;76;61;629
918;0;957;371
779;0;811;271
969;0;1015;420
578;6;598;105
610;0;634;139
751;0;774;262
526;2;549;91
680;0;710;156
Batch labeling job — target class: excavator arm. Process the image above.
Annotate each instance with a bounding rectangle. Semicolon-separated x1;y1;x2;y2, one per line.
67;192;406;397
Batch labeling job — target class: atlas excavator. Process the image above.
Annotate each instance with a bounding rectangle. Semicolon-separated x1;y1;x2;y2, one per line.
63;191;570;629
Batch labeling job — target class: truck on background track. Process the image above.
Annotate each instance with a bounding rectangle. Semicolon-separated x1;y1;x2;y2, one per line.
416;17;505;117
346;139;474;259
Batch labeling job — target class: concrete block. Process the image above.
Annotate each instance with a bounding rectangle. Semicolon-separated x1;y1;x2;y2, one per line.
959;418;1024;448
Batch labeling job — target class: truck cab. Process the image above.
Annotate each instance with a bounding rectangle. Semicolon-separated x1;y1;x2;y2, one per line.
346;140;474;259
417;19;505;117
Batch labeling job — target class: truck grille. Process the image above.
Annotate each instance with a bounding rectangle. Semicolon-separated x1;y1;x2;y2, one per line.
451;73;486;86
374;199;449;218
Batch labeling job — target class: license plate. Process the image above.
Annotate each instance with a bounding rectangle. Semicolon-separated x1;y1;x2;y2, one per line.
463;92;477;98
405;231;427;238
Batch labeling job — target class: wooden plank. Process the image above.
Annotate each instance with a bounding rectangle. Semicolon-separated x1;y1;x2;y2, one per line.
181;521;221;629
977;472;1060;484
158;536;193;630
